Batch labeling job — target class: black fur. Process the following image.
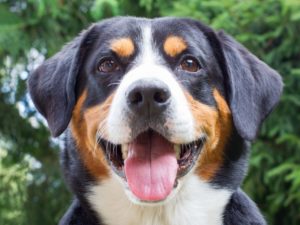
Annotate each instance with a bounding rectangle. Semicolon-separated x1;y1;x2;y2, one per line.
218;31;282;141
27;17;283;225
58;199;101;225
27;26;98;137
224;189;267;225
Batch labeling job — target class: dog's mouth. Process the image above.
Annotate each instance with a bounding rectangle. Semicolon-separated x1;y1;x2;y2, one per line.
99;129;205;202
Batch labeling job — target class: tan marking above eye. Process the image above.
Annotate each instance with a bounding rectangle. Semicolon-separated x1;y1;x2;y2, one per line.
163;36;187;57
110;38;135;57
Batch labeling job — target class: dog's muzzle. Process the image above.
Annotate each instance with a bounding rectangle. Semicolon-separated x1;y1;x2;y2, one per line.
102;69;205;202
123;79;174;140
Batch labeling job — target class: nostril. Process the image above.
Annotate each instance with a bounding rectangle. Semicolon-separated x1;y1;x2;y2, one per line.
153;89;170;104
126;80;171;112
129;91;143;105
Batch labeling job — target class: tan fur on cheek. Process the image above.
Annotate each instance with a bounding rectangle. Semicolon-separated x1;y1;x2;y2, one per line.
185;89;232;181
110;38;135;57
163;36;187;57
185;91;218;137
71;91;115;180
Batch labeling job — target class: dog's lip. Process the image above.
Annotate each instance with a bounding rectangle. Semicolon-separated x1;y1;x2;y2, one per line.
98;130;205;180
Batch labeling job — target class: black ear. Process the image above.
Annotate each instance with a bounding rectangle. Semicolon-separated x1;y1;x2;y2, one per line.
28;25;96;137
217;31;283;141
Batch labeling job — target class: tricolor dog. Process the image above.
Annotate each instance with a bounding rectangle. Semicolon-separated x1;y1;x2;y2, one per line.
28;17;283;225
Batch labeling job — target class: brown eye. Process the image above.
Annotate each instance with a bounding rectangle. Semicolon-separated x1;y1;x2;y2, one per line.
98;58;120;73
180;57;200;72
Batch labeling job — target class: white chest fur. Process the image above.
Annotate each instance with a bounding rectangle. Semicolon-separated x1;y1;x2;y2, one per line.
87;174;232;225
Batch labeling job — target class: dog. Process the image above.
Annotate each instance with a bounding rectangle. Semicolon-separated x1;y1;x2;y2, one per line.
28;17;283;225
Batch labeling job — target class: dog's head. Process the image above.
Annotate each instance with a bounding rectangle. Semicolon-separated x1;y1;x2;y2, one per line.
28;17;282;203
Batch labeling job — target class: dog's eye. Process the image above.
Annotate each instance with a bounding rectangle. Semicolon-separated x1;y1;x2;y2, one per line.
98;58;120;73
180;57;200;73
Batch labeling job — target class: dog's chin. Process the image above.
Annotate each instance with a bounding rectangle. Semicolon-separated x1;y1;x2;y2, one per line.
99;129;205;204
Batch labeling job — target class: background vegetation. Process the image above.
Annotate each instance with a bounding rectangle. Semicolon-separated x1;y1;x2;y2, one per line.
0;0;299;224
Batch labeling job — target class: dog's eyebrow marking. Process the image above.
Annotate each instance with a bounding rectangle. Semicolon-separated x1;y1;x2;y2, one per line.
163;36;187;57
110;38;135;57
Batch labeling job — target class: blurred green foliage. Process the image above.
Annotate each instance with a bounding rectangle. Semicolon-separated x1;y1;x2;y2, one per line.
0;0;299;224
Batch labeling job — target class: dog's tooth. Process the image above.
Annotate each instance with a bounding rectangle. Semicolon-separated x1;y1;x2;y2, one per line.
175;145;181;159
122;144;129;160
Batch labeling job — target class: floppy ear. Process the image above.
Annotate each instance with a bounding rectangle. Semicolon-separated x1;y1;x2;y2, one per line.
28;25;96;137
217;31;283;141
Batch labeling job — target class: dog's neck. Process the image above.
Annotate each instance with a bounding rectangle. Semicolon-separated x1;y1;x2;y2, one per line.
87;174;232;225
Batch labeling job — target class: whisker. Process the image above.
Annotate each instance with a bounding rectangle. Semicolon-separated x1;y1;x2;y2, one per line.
107;81;121;87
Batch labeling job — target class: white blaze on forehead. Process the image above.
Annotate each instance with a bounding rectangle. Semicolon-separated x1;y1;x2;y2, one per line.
106;25;196;144
140;26;157;64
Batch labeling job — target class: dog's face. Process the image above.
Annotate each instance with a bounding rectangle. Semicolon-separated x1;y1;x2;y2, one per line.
28;17;282;204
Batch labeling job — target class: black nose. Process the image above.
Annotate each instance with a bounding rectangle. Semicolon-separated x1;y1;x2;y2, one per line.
126;79;171;114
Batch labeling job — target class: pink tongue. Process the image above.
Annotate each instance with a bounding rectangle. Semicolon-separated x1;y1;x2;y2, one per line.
124;131;178;201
